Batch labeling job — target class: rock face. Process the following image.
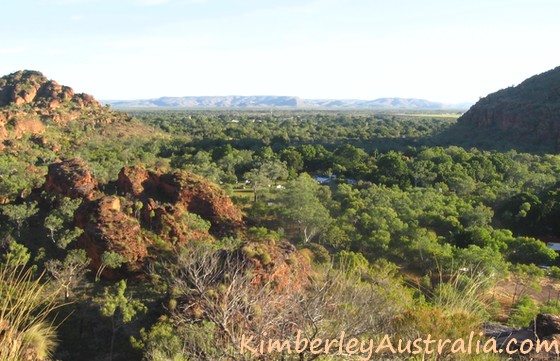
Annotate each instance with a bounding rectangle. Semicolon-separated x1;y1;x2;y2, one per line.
458;66;560;149
39;159;308;282
535;314;560;340
74;196;149;278
484;314;560;357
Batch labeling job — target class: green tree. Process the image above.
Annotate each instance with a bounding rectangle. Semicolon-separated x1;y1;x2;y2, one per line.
133;321;188;361
279;147;304;178
507;236;558;265
244;159;288;202
1;201;38;237
44;213;64;243
44;197;83;248
279;173;331;243
96;251;126;281
508;295;538;328
456;244;509;279
99;280;147;361
57;227;84;249
374;151;411;188
1;240;31;268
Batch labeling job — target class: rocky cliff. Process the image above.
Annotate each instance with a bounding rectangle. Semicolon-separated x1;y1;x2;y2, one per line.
458;66;560;149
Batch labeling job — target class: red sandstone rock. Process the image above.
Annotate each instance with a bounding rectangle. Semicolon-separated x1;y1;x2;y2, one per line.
75;196;149;279
44;159;98;200
117;166;245;237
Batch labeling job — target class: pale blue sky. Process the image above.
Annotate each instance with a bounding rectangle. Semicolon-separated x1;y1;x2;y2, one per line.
1;0;559;102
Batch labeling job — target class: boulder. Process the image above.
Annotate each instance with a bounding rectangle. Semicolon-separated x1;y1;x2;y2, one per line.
535;314;560;339
116;166;149;197
44;159;98;200
75;196;149;279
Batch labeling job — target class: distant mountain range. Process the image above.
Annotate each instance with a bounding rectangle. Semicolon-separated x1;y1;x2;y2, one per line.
104;96;472;110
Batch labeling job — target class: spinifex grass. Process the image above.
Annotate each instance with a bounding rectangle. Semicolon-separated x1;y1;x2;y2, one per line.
0;257;61;361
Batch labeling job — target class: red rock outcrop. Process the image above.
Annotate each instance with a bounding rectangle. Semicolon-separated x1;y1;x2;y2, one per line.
0;70;127;143
44;159;98;200
75;196;149;278
117;166;245;237
39;162;246;278
0;70;99;108
72;93;99;108
37;159;313;285
117;166;150;198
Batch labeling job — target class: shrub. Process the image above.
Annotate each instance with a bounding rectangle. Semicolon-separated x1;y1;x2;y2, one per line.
302;243;330;264
508;295;538;327
548;265;560;279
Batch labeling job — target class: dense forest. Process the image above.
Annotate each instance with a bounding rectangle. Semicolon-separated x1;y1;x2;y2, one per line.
3;70;560;360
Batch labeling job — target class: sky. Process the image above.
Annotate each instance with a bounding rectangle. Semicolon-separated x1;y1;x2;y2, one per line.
1;0;559;103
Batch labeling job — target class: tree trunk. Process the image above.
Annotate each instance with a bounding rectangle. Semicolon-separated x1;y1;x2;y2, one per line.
96;264;106;282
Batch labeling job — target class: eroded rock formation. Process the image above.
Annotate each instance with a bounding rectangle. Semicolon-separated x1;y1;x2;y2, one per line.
40;160;247;278
116;166;245;237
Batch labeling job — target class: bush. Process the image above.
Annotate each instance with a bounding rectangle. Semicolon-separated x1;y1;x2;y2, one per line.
508;295;538;327
548;265;560;279
241;245;257;258
302;243;331;264
133;321;187;361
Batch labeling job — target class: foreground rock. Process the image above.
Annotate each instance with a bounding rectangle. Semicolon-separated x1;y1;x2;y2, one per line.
535;314;560;340
484;314;560;359
74;196;149;278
